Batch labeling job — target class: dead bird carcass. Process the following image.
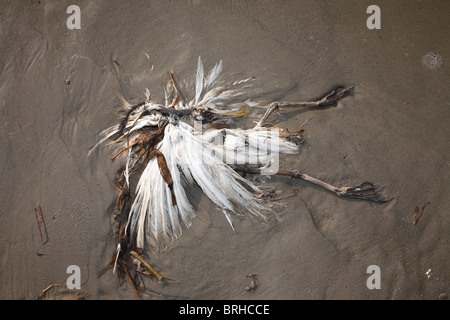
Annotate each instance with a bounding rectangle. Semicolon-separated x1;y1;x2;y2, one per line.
90;57;386;288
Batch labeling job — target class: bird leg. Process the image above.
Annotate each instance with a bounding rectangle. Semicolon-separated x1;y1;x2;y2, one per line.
111;140;139;160
235;167;386;203
254;86;355;129
168;72;179;108
169;72;186;108
295;173;386;203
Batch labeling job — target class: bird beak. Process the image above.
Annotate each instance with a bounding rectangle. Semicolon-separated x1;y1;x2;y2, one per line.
215;110;249;119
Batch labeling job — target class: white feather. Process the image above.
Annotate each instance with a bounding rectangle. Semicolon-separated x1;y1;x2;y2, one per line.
232;77;253;86
195;56;204;105
112;243;121;274
171;122;267;219
92;58;304;253
127;120;280;252
205;60;223;90
127;125;195;252
124;147;132;187
88;124;120;155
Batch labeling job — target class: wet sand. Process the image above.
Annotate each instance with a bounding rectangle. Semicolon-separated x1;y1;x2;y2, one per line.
0;0;448;300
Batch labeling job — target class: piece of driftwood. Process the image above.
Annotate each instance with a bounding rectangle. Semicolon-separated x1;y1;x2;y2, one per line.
34;206;49;244
413;202;430;225
130;250;163;280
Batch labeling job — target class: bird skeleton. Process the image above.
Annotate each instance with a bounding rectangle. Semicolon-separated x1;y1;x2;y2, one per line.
92;57;386;283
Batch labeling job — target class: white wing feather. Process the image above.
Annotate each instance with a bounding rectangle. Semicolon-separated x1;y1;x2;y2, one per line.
92;58;303;253
195;56;204;105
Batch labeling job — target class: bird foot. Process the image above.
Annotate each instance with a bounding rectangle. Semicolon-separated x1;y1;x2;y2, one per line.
319;86;355;106
280;128;305;146
337;181;387;203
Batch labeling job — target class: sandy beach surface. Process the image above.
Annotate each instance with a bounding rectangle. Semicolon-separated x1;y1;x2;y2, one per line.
0;0;448;300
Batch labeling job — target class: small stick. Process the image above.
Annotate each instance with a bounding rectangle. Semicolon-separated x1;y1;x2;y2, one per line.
266;193;296;201
37;284;55;300
136;270;175;281
34;206;49;244
413;202;430;225
110;140;139;160
169;72;185;108
41;284;53;294
130;251;163;280
122;264;141;300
